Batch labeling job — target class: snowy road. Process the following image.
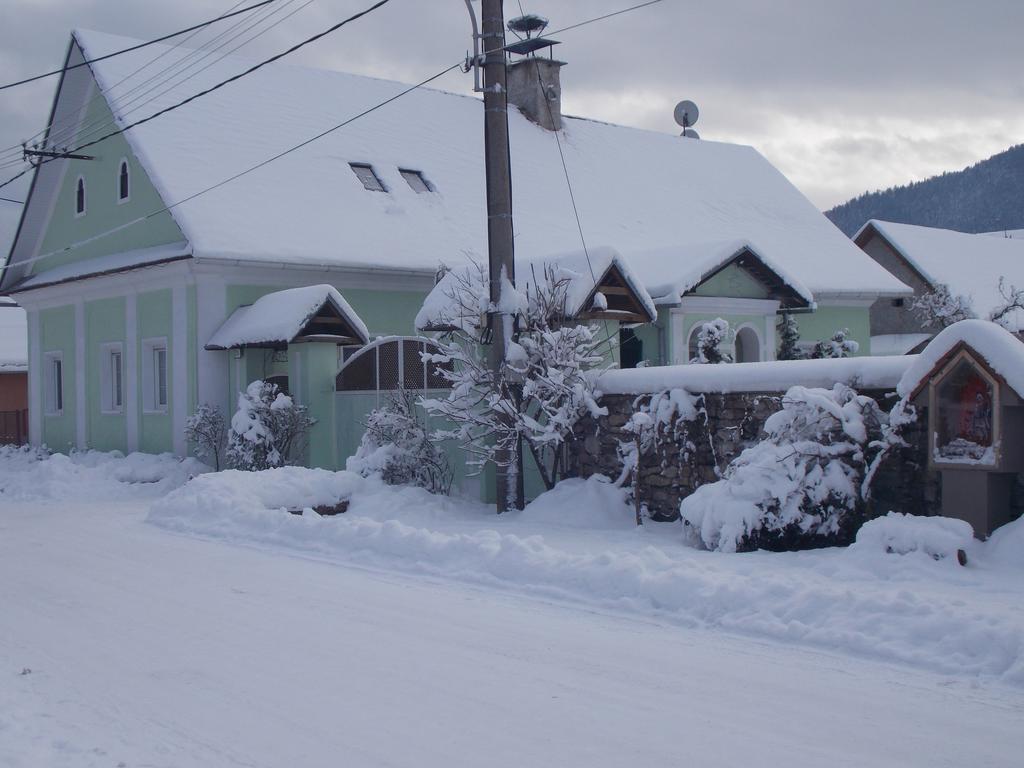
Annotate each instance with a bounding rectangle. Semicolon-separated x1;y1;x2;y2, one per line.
2;501;1022;768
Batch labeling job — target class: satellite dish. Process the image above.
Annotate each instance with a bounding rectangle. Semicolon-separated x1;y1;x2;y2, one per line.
682;128;700;140
673;99;699;128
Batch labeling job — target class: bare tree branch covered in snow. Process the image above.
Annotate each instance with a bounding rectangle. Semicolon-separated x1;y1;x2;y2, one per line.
988;277;1024;329
349;388;453;495
227;380;315;471
185;404;227;470
912;284;975;329
690;318;732;364
421;264;609;498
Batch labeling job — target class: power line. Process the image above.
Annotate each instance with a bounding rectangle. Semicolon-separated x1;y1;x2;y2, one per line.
0;0;280;92
0;0;394;192
545;0;665;37
9;63;460;272
0;196;24;205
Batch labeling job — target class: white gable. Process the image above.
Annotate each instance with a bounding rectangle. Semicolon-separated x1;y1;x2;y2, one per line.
860;220;1024;331
72;29;908;300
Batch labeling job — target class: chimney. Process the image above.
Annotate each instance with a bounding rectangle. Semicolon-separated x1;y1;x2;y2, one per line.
507;57;566;131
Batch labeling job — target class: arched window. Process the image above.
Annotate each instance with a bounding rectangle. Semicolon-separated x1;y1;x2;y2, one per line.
118;159;130;202
75;176;86;216
336;337;452;398
687;326;701;363
734;326;761;363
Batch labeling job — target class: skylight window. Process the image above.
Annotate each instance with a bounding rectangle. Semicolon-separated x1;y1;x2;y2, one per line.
399;168;433;194
349;163;386;192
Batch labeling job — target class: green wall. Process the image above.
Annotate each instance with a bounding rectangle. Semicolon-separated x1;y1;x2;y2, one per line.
137;288;173;454
39;305;76;450
693;264;770;299
85;296;126;452
794;306;871;356
31;81;183;276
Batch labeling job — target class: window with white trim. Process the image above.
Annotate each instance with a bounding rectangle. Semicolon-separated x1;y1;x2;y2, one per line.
142;338;169;412
349;162;387;192
44;352;64;415
100;343;124;413
75;176;86;217
117;159;130;203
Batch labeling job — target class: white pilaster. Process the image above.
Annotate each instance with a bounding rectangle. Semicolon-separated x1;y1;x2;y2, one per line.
195;279;228;413
125;294;138;452
27;310;42;446
74;299;87;449
171;284;188;456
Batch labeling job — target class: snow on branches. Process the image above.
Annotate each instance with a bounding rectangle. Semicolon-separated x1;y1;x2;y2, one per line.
679;384;906;552
349;389;453;495
421;263;609;496
912;283;975;329
989;277;1024;329
810;328;859;359
777;312;803;360
185;404;227;470
227;380;314;471
690;318;732;364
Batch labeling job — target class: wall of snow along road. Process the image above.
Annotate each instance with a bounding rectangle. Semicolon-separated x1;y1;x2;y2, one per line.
147;469;1024;686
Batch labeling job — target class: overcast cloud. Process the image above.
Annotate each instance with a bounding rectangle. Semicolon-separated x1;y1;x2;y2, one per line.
1;0;1022;249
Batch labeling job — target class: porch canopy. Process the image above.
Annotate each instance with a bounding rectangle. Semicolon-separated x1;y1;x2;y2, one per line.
205;284;369;351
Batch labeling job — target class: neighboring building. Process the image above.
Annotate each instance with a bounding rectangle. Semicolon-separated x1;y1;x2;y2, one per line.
2;29;908;472
855;220;1024;354
0;298;29;443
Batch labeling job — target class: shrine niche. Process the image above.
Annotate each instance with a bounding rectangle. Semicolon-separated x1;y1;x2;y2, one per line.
909;341;1024;537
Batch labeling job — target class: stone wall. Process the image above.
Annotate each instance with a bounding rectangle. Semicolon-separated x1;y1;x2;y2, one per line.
570;388;936;522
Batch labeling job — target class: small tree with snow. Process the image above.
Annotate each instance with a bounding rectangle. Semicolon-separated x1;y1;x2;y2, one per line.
349;388;452;495
690;318;732;364
912;283;975;329
679;384;908;552
777;312;803;360
810;328;859;359
421;263;608;503
227;380;315;471
989;277;1024;329
185;404;227;470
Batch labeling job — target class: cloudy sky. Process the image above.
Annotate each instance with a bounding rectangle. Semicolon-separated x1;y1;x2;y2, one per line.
1;0;1022;248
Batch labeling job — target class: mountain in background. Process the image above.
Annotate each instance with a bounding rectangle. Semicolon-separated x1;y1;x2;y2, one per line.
825;143;1024;236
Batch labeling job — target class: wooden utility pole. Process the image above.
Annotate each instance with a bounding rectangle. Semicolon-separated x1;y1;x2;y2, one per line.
478;0;519;512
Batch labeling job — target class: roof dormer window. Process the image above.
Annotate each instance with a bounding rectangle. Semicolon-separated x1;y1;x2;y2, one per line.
399;168;433;194
349;162;386;192
75;176;86;217
118;159;130;203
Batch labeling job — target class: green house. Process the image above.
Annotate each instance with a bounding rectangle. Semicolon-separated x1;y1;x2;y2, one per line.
1;30;910;481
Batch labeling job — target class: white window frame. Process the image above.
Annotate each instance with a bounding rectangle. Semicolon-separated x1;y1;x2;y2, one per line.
74;175;87;218
44;351;64;416
141;337;169;414
100;342;124;414
117;158;130;204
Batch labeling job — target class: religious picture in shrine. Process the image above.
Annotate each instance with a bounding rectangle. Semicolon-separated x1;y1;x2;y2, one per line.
934;357;996;463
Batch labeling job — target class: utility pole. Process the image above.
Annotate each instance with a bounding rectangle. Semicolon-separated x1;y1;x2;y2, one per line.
471;0;519;512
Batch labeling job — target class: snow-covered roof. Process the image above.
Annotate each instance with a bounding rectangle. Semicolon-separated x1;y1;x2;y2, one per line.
624;239;816;306
982;229;1024;240
857;220;1024;331
594;355;914;395
897;319;1024;400
870;333;931;356
416;246;656;332
22;29;910;302
0;302;27;372
206;285;369;350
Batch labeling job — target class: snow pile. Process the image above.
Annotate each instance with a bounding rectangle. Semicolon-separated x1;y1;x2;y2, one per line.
206;284;369;350
594;354;915;395
680;385;894;552
852;513;974;562
984;515;1024;571
0;446;207;501
897;319;1024;399
148;466;1024;685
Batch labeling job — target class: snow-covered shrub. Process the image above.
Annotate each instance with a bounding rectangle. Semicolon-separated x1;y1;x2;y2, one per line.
185;404;227;470
777;312;803;360
912;283;975;328
810;328;859;359
227;380;314;471
349;389;452;495
690;318;732;363
680;384;903;553
989;277;1024;329
852;512;973;563
422;263;608;501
